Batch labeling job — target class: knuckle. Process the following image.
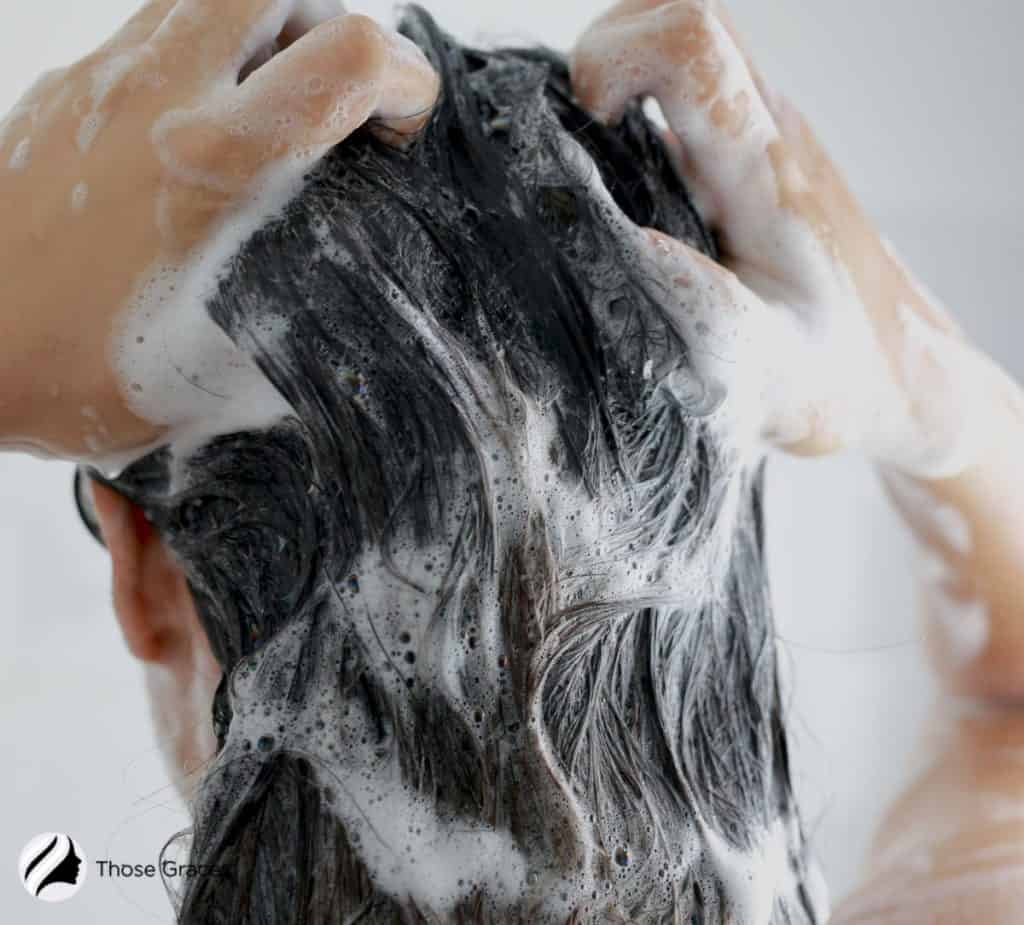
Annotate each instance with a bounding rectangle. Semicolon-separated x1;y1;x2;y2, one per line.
664;0;713;20
34;65;72;95
155;110;223;170
64;54;98;86
568;46;597;82
661;2;716;51
338;14;388;77
100;71;143;117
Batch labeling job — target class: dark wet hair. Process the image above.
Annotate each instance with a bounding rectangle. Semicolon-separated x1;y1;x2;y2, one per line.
107;7;824;924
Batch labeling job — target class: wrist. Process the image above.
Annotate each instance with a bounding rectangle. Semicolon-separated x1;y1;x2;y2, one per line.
862;246;1016;479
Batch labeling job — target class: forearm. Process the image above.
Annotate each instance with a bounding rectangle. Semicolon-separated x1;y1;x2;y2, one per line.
834;345;1024;922
883;359;1024;702
833;703;1024;924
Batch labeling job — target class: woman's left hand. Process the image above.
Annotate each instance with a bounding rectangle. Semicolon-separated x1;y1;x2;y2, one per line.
571;0;1014;480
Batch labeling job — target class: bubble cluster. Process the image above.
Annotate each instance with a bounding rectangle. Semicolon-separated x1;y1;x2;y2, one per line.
7;137;31;170
135;18;827;920
70;181;89;212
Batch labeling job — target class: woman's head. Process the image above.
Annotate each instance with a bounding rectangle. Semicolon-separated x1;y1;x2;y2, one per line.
91;7;823;923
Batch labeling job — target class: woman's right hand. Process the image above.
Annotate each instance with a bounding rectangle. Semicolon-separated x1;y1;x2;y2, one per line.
570;0;1017;480
0;0;438;460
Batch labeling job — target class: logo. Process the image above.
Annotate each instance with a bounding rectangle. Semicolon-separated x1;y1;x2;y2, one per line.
18;833;87;902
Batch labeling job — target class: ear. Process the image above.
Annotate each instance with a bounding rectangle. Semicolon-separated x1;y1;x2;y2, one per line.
90;480;194;665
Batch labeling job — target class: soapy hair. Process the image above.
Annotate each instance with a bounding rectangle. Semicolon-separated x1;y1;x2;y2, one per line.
106;8;824;924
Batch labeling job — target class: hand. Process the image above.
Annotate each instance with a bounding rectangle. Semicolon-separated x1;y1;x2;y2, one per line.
0;0;438;461
570;0;1013;478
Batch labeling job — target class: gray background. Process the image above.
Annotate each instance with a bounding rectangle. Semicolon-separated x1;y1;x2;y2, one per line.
1;1;1021;920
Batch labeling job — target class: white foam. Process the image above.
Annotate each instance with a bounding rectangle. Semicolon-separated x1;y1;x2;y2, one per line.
76;114;106;153
921;553;989;668
97;12;440;476
883;468;972;555
86;18;819;912
103;153;321;479
192;240;796;914
70;181;89;212
339;761;527;912
224;613;527;914
573;33;897;471
75;50;139;153
881;469;987;666
704;818;808;925
7;137;31;170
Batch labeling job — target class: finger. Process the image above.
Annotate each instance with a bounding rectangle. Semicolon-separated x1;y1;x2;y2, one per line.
234;13;438;140
98;0;178;52
640;226;826;450
283;0;348;39
0;103;37;162
709;4;772;112
571;0;828;290
572;0;693;124
642;226;757;372
571;113;824;450
156;15;437;190
712;7;835;191
710;4;814;168
585;0;673;29
237;0;348;81
153;0;340;80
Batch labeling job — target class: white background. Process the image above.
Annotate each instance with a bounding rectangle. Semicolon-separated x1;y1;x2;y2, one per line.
1;1;1021;921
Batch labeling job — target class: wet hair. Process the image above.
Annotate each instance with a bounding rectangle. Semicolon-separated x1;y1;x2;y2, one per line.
106;7;825;924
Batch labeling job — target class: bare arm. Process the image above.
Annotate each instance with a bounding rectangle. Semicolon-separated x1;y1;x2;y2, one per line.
833;705;1024;924
833;400;1024;923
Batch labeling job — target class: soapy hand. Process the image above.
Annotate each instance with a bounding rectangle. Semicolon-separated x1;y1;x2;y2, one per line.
571;0;1012;479
0;0;438;459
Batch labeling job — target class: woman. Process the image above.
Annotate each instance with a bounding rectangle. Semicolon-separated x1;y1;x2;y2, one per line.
4;1;1023;922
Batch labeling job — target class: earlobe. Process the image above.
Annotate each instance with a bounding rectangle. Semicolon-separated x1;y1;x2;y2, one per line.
90;480;190;665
